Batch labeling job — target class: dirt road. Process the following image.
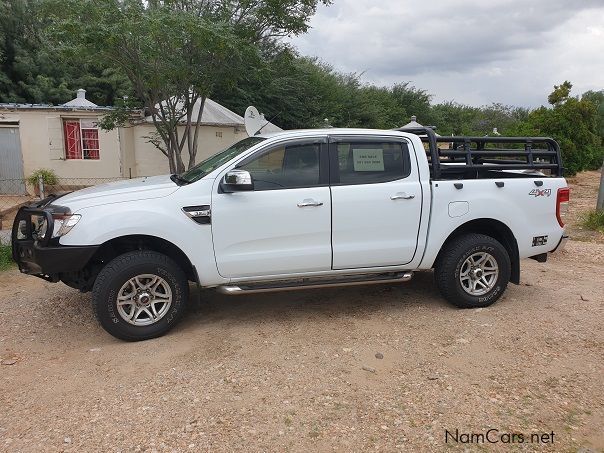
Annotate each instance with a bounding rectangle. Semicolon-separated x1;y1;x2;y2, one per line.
1;171;603;452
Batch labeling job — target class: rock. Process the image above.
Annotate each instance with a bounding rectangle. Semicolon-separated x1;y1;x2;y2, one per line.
342;348;352;353
89;348;101;352
1;358;18;365
361;365;376;373
580;295;589;301
375;352;384;359
456;338;469;344
64;437;72;444
427;376;439;380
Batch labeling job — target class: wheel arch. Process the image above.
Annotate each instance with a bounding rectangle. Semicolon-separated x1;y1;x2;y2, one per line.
95;234;196;280
64;234;198;292
434;218;520;284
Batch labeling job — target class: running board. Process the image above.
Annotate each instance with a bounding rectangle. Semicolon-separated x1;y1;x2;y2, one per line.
216;271;413;295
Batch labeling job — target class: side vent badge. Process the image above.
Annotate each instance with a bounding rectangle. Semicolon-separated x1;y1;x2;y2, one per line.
182;205;211;224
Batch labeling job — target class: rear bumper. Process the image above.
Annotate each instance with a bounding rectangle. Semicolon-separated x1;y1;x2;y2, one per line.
550;234;569;254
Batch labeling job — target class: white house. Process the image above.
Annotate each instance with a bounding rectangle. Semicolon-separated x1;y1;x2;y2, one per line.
0;90;281;194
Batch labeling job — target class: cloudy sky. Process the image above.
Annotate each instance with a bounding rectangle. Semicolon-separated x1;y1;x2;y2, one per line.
290;0;604;107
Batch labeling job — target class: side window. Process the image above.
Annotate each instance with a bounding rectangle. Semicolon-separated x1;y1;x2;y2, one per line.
239;142;322;190
335;141;410;185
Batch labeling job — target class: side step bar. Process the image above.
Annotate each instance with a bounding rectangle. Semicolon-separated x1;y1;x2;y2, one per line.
216;271;413;295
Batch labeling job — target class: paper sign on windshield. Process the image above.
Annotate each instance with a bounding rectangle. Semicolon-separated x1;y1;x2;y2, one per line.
353;148;384;172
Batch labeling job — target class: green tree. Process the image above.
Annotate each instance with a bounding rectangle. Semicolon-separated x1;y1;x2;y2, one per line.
0;0;131;105
390;83;432;126
45;0;329;172
525;82;603;175
581;89;604;140
547;80;572;106
430;102;481;135
213;49;433;130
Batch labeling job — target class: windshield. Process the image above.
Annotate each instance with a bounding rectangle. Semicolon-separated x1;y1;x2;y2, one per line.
179;136;266;183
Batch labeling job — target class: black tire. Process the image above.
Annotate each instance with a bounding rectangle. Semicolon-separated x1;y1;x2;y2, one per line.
435;233;511;309
92;251;188;341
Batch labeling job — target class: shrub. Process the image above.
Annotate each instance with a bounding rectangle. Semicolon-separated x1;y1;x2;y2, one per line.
581;209;604;233
0;243;13;271
27;168;58;186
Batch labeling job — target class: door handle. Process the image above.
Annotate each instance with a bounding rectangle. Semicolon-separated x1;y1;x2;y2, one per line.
297;199;323;207
390;192;415;200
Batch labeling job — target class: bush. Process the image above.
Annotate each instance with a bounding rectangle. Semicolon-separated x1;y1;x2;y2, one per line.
581;209;604;233
0;243;13;271
27;168;58;186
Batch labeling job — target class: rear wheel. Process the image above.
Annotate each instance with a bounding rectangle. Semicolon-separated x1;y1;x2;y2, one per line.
435;233;511;308
92;251;188;341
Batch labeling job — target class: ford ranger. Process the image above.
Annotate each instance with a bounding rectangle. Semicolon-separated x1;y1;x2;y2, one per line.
12;127;569;341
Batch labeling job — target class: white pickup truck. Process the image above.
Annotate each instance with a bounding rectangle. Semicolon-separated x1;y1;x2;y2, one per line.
12;128;569;341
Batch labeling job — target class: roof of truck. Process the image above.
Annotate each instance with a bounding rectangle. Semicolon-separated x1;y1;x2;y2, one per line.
258;128;408;139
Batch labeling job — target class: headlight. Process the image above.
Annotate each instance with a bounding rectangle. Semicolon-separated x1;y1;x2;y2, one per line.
32;215;48;241
52;214;81;238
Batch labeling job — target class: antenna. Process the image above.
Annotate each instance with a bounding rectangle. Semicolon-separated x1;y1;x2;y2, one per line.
244;106;266;136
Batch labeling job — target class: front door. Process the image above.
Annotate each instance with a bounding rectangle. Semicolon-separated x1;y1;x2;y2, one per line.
0;127;27;195
329;136;422;269
212;138;331;278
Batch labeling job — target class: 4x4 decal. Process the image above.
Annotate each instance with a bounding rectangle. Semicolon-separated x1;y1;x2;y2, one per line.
529;188;551;197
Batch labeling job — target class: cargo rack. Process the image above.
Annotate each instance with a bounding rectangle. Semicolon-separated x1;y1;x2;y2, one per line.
395;127;563;180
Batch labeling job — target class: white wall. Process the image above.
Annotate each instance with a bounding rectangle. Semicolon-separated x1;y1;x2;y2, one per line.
127;123;246;177
0;108;249;182
0;109;122;180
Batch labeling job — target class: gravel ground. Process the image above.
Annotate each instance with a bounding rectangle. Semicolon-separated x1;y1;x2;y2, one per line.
1;243;602;452
0;172;603;452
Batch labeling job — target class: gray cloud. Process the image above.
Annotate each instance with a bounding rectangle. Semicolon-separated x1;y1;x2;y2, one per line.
290;0;604;106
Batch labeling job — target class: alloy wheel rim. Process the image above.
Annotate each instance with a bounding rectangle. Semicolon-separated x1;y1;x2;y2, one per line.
116;274;173;326
459;252;499;296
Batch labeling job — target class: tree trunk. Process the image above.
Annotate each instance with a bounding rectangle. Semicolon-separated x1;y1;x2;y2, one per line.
189;96;206;169
146;92;208;174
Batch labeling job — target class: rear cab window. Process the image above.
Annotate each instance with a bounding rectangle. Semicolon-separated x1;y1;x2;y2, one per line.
330;139;411;185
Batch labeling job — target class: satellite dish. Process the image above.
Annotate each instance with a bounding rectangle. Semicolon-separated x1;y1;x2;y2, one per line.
244;106;267;136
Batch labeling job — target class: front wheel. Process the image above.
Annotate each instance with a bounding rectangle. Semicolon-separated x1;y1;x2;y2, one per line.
435;233;511;308
92;251;189;341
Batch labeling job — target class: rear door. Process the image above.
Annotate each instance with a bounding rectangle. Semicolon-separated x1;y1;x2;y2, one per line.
329;135;422;269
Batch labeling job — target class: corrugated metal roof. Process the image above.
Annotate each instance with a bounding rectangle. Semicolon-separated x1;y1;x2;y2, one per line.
0;103;114;111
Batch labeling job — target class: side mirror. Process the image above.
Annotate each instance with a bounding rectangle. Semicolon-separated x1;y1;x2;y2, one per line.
221;169;254;192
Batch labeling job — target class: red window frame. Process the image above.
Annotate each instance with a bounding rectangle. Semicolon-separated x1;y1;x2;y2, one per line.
63;119;100;160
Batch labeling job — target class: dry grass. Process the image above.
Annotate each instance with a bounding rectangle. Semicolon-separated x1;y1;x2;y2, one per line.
581;209;604;233
565;170;604;243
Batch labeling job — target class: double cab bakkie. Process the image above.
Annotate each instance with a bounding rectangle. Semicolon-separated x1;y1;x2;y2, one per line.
12;128;569;341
